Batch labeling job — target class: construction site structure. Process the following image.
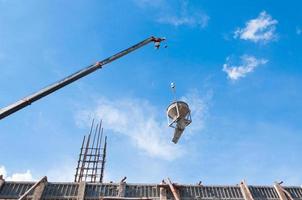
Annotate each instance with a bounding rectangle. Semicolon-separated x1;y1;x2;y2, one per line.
74;120;107;183
0;37;165;120
0;176;301;200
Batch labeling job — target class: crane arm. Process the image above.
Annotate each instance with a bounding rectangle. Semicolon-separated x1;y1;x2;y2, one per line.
0;36;165;120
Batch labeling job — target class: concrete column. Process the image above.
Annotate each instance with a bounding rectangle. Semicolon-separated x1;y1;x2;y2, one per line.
77;181;86;200
0;175;5;190
118;182;126;197
32;178;47;200
159;181;167;200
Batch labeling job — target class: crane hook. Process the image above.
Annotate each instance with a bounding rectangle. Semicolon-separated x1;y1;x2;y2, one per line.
152;37;166;49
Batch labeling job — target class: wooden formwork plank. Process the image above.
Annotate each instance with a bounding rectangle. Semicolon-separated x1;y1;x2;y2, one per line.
166;178;181;200
239;180;254;200
274;182;293;200
118;177;127;197
32;179;47;200
18;176;47;200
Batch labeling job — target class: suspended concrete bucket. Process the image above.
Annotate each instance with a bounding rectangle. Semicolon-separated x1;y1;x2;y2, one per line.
166;101;192;144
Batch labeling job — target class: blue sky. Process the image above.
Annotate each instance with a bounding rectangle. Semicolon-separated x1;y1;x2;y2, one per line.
1;0;302;185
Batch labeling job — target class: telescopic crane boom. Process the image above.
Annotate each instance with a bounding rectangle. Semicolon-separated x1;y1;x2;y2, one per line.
0;36;165;120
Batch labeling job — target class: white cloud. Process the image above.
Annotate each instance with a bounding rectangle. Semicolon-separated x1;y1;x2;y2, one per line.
76;92;208;161
134;0;209;28
234;11;278;43
133;0;164;7
181;90;210;137
0;162;76;182
223;55;268;80
158;13;209;28
0;166;7;177
76;99;183;160
7;171;33;181
0;165;34;181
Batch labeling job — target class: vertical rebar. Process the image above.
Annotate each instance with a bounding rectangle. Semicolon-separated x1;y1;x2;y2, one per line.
78;119;94;181
74;135;86;182
91;120;102;182
74;119;107;183
100;135;107;183
85;123;98;182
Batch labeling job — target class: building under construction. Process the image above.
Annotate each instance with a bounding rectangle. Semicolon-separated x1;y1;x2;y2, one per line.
0;120;301;200
1;37;301;200
1;177;302;200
